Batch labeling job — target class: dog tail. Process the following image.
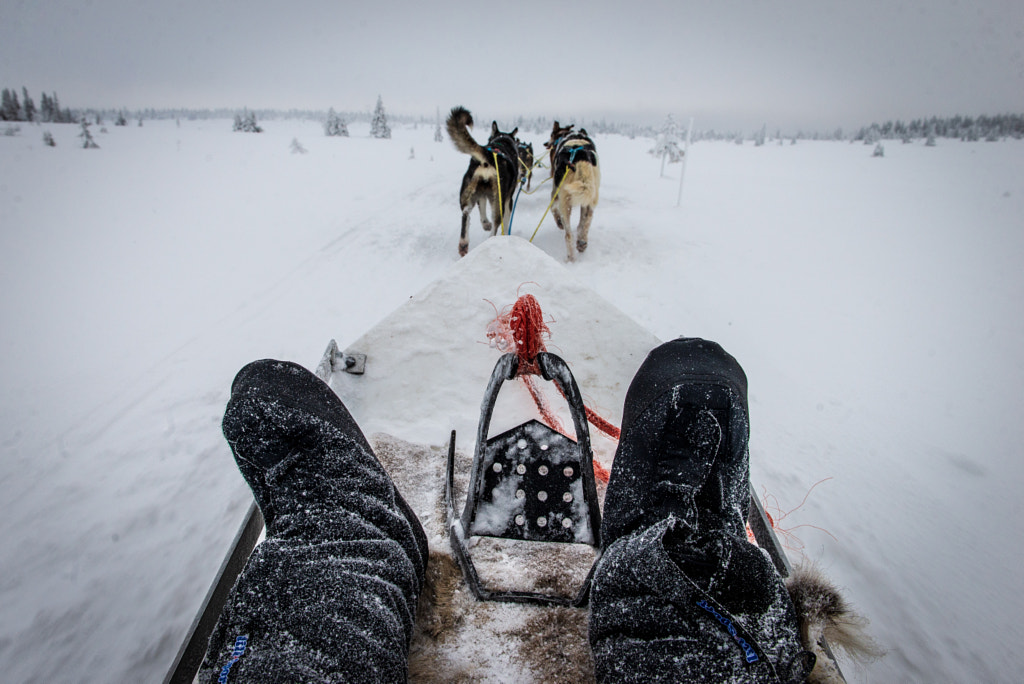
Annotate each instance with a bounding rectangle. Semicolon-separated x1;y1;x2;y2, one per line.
446;106;490;165
562;161;600;206
787;563;884;683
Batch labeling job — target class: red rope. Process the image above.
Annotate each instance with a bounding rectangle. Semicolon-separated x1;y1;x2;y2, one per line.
488;293;617;484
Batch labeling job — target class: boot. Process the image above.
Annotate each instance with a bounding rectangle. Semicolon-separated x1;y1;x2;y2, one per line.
199;360;428;683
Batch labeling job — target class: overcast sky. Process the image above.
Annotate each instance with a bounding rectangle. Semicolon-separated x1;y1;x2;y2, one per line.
1;0;1022;131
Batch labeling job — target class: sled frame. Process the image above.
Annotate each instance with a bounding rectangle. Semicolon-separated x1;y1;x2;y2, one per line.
446;352;602;607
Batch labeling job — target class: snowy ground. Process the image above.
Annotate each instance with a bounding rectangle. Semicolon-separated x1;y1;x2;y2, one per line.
1;118;1021;683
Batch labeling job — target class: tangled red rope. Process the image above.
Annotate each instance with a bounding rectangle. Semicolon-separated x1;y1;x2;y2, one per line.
487;294;616;484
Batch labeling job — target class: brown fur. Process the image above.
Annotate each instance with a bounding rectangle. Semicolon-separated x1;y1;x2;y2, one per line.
545;121;601;261
508;608;595;682
787;563;884;683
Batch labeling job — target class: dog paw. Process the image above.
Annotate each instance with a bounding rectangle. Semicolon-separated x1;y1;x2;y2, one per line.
576;239;588;252
458;242;468;257
481;221;493;233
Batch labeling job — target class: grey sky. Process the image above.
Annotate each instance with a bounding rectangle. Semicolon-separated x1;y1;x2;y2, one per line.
2;0;1022;131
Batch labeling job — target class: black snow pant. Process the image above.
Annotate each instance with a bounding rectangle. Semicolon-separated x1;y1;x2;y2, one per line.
198;360;428;684
589;338;814;683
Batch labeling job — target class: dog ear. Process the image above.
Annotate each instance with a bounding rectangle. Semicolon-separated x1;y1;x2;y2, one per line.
491;121;499;137
510;127;518;137
579;128;588;136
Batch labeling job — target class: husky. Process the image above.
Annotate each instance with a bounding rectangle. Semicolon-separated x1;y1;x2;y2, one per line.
446;106;521;257
544;121;600;261
517;140;535;191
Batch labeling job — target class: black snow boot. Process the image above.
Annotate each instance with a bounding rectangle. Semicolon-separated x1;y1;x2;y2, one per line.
199;359;428;684
589;339;814;683
601;337;751;547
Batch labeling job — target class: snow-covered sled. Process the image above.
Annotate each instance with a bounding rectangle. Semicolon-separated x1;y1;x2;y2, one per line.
165;236;834;683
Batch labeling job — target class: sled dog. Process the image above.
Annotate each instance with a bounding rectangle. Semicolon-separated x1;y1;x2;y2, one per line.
446;106;521;256
544;121;600;261
517;140;535;191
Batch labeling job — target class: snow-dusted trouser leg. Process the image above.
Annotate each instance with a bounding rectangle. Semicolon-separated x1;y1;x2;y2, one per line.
199;360;428;684
589;339;813;683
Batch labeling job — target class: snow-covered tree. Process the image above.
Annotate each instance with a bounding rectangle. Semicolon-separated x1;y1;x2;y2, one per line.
42;130;55;147
115;111;128;126
21;88;36;122
370;95;391;139
1;88;20;121
323;108;349;136
290;138;308;154
79;120;99;148
873;143;885;157
434;107;443;142
651;114;684;176
233;109;262;133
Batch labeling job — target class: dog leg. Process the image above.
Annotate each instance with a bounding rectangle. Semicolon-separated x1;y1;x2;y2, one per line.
558;196;576;261
459;206;471;256
477;198;493;234
576;205;594;253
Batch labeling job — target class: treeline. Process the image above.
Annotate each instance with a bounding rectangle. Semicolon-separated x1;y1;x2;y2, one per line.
1;87;76;123
851;114;1024;143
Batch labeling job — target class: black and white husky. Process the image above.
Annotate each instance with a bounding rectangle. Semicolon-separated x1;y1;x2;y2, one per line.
446;106;521;257
545;121;600;262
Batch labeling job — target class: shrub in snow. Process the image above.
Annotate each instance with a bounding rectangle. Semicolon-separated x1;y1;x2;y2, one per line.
233;110;263;133
290;138;308;154
3;124;20;136
42;130;55;146
754;124;767;147
409;147;415;160
873;143;885;157
324;108;349;137
434;108;443;142
79;120;99;148
370;96;391;139
115;111;128;126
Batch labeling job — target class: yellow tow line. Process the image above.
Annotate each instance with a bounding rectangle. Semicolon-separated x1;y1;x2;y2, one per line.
492;151;507;235
529;170;569;243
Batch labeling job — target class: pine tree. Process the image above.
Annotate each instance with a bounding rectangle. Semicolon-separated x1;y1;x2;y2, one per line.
42;130;56;147
324;108;349;136
79;120;99;149
40;93;51;122
651;114;683;176
233;109;262;133
21;88;36;122
370;95;391;139
1;89;21;121
115;110;128;126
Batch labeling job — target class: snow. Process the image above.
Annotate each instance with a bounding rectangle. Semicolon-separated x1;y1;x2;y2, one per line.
1;118;1022;682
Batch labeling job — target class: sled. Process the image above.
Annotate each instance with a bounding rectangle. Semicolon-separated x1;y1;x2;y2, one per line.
165;236;843;682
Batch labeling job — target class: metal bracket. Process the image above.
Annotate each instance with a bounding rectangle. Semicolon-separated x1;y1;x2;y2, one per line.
315;339;366;382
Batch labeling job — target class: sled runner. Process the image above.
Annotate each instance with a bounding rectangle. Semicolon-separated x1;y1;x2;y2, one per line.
165;236;843;682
